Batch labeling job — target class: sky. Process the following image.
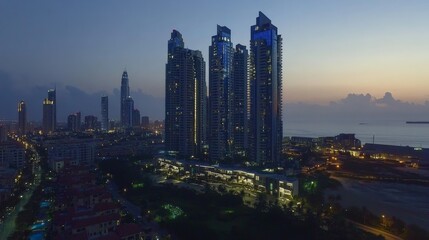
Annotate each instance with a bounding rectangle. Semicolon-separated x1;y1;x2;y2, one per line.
1;0;429;122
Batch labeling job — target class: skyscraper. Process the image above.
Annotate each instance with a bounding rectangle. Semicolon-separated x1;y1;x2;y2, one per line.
123;97;134;128
132;109;140;127
101;96;109;131
18;100;26;135
120;71;130;127
209;25;234;162
232;44;249;157
165;30;207;158
47;89;56;131
43;98;55;133
249;12;283;165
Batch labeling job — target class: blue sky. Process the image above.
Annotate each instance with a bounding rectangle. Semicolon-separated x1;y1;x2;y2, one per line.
1;1;429;121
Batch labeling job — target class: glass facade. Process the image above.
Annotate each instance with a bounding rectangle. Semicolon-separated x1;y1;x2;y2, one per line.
249;12;283;165
209;25;234;161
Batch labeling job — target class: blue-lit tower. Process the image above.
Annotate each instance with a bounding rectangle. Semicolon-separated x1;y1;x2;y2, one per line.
232;44;249;157
209;25;234;162
249;12;283;165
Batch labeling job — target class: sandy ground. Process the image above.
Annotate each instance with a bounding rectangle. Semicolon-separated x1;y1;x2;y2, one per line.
326;176;429;230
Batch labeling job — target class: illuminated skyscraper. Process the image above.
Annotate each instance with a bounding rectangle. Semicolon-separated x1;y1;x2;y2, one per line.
232;44;249;157
209;25;234;161
43;98;55;133
47;89;56;130
165;30;207;158
120;71;130;127
249;12;283;165
101;96;109;131
18;100;26;135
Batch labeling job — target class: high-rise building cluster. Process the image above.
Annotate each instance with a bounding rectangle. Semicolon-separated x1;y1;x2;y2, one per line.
10;12;281;166
165;12;283;165
16;70;145;134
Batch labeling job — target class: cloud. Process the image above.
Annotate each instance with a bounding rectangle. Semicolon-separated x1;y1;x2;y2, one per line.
286;92;429;123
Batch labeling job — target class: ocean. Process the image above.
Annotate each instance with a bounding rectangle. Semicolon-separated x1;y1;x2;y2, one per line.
284;119;429;148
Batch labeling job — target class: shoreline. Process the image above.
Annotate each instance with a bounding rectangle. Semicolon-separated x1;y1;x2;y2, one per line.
325;176;429;230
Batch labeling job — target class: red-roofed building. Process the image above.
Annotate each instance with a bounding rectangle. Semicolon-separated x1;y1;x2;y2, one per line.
71;213;120;239
115;223;144;240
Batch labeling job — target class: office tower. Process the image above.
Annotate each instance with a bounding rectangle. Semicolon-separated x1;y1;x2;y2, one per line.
141;116;149;128
84;115;98;130
18;100;26;135
165;30;207;158
47;89;56;130
123;97;134;128
249;12;283;165
101;96;109;131
232;44;249;157
120;71;130;127
67;112;81;132
43;98;55;133
209;25;234;162
132;109;140;127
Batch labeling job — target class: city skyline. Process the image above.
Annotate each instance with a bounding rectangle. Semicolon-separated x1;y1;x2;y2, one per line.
1;1;429;122
0;1;429;122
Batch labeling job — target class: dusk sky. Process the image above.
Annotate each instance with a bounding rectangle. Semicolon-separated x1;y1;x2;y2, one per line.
1;0;429;121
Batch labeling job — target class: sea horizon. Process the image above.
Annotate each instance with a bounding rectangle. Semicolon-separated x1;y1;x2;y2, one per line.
285;119;429;148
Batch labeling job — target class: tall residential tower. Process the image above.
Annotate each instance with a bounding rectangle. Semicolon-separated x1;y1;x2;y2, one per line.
165;30;207;158
248;12;283;165
232;44;249;157
209;25;234;161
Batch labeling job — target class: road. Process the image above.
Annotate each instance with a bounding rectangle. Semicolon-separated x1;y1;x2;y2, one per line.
349;220;403;240
0;162;41;239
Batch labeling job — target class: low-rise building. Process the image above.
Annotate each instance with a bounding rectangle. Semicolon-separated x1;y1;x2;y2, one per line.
362;143;429;167
156;157;299;199
44;138;96;172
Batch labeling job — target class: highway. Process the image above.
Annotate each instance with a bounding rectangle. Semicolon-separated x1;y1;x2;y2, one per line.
349;220;403;240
